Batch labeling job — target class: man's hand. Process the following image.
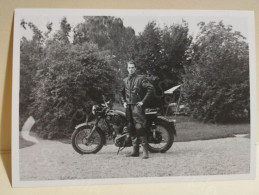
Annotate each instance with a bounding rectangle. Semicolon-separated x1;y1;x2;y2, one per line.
123;102;127;109
136;101;143;107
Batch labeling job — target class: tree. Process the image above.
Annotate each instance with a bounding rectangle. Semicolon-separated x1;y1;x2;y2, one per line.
73;16;137;101
134;22;163;75
20;18;117;138
160;21;192;83
133;21;192;104
73;16;135;60
183;21;249;123
134;21;191;81
30;41;116;135
20;20;45;129
52;17;71;44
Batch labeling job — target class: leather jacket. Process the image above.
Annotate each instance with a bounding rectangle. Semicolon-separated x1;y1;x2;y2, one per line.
120;73;154;107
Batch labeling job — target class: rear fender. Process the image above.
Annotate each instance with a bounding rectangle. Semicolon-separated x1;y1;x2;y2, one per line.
110;110;126;118
157;116;177;136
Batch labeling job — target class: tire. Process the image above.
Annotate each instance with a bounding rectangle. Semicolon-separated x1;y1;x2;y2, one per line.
147;119;174;153
71;125;105;154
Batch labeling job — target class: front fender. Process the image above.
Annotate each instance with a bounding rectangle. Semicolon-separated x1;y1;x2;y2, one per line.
157;116;177;136
74;123;107;145
75;122;88;129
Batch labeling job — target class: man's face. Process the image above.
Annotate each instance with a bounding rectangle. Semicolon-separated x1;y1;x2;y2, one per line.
127;63;136;75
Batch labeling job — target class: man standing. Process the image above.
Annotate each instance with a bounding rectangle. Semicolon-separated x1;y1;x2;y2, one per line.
120;61;154;159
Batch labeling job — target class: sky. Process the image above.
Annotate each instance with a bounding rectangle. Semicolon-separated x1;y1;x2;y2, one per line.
19;11;250;42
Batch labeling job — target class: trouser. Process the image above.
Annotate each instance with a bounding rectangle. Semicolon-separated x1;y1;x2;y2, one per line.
126;104;149;158
126;104;147;138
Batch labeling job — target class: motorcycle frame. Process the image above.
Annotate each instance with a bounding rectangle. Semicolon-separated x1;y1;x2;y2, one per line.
74;107;177;146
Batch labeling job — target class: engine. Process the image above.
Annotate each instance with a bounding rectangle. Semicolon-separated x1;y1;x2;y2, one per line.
105;113;126;134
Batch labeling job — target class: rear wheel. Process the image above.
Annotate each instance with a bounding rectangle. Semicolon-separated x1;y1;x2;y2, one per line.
147;119;174;153
71;126;105;154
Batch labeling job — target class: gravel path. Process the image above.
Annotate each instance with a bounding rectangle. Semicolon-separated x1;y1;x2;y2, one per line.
19;137;250;181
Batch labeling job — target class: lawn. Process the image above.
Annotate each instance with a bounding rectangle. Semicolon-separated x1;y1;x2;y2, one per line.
172;116;250;142
113;103;250;142
19;104;250;149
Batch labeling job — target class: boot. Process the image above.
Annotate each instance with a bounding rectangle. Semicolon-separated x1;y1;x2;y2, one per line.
140;136;149;159
126;137;139;157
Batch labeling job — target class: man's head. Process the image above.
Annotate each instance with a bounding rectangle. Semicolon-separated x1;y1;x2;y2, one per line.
127;61;136;76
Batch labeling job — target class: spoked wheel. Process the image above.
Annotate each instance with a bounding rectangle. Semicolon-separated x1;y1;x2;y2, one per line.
71;126;105;154
147;119;174;153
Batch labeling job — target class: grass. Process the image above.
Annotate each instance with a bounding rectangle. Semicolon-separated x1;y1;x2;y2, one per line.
112;102;125;112
113;103;250;142
172;116;250;142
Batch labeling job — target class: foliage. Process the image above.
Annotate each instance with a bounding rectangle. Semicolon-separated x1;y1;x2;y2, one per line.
52;17;71;44
183;21;249;123
73;16;136;62
73;16;136;95
30;40;116;134
20;18;116;136
133;21;192;106
134;21;191;81
20;21;45;129
19;16;250;140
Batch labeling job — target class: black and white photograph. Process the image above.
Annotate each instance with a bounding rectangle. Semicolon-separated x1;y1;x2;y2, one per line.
12;9;256;187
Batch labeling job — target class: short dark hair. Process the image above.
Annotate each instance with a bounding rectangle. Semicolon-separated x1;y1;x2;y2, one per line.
127;60;136;68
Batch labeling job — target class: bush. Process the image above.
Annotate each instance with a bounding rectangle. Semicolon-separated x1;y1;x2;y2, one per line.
29;41;116;135
183;21;249;123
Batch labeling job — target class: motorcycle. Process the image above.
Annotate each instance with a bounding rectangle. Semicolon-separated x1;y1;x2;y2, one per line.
71;96;177;154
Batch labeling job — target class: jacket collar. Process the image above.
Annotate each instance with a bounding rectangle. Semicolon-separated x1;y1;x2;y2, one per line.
128;72;137;79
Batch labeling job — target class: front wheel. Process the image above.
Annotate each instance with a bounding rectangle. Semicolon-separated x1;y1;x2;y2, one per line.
147;119;174;153
71;125;105;154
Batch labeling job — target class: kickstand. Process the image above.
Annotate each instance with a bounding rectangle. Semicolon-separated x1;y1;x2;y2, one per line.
117;147;125;155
